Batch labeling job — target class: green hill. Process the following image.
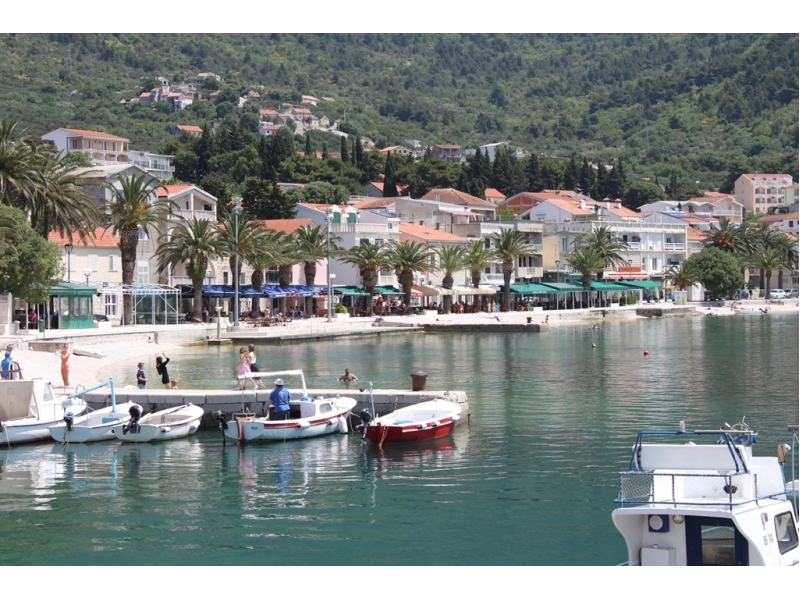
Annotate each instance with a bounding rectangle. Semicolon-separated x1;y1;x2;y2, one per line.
0;33;797;188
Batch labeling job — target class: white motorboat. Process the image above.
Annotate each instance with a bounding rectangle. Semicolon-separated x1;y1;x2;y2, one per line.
49;378;138;444
0;380;88;446
612;419;799;566
113;403;204;443
734;308;767;316
72;346;106;359
220;370;357;443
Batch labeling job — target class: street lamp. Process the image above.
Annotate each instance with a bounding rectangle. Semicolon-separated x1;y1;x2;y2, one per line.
83;267;92;285
231;197;243;328
65;243;73;281
326;208;334;323
555;259;560;283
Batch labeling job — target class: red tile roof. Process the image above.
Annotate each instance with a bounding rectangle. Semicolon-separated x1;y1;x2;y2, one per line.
484;188;506;199
758;214;793;223
48;228;120;248
421;188;495;209
538;198;594;216
353;197;398;209
254;218;315;234
685;227;706;241
175;125;203;133
399;223;469;243
156;184;193;197
60;128;128;140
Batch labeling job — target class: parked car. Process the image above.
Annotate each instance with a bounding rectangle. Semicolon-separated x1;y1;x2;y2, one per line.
769;289;786;299
786;289;798;298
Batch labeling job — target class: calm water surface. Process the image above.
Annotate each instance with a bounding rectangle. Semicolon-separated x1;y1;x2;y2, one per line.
1;314;797;565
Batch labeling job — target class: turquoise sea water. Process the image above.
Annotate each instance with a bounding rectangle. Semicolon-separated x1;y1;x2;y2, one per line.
1;314;797;566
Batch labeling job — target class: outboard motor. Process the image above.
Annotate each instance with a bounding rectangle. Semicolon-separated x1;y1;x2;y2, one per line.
359;408;372;439
212;410;229;447
123;404;142;435
63;412;75;432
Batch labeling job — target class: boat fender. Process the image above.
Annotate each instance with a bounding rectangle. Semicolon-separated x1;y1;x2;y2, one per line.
452;415;460;422
338;416;348;434
160;426;171;433
189;425;197;432
298;419;311;428
417;424;424;430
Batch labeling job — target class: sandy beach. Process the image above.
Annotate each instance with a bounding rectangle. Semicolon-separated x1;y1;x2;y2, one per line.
4;300;797;391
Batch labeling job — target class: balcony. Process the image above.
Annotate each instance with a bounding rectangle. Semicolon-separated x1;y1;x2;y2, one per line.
174;209;216;221
664;243;685;251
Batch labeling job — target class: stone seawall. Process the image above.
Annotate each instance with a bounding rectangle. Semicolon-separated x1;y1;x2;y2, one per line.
83;388;469;429
423;323;547;333
635;306;696;318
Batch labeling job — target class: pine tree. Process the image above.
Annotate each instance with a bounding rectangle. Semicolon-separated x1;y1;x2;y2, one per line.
383;151;398;197
340;136;349;163
354;136;365;171
563;156;579;190
579;157;597;198
304;133;313;158
321;143;328;160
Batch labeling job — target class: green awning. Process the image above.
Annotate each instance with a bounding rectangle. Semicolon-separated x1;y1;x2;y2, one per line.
49;282;98;297
510;283;557;294
589;282;629;291
334;285;369;296
538;282;585;293
617;281;661;290
374;286;402;295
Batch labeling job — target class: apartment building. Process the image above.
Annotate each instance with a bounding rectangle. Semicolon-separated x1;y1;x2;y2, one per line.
734;173;794;215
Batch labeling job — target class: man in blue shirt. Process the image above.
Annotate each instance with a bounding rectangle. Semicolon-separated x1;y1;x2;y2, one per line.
269;378;291;420
1;352;12;380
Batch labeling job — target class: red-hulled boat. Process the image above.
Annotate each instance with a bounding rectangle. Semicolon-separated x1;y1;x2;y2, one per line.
358;399;462;445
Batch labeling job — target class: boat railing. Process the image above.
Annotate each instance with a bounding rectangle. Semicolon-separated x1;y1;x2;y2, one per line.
615;470;786;509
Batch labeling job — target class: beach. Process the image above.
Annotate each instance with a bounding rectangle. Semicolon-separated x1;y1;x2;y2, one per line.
4;300;797;390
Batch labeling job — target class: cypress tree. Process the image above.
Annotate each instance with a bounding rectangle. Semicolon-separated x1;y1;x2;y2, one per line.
526;153;543;192
304;133;313;158
383;151;398;197
354;136;365;171
563;156;579;191
340;136;349;163
321;143;328;160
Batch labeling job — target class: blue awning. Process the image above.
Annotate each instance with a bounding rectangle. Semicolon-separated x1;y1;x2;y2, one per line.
201;285;236;298
288;285;316;297
261;285;292;298
237;285;266;298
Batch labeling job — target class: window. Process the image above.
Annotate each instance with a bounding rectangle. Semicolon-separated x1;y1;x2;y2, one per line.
138;226;148;241
240;272;246;285
775;512;798;554
223;272;229;285
104;294;118;318
109;255;119;272
561;236;568;253
652;258;658;271
204;203;212;212
87;254;98;271
360;238;369;246
137;261;149;284
375;239;384;246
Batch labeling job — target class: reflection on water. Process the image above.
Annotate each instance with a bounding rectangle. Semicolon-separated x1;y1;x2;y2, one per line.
0;314;797;566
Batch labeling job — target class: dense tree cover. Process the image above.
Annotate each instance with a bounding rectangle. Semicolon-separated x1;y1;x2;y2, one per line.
0;204;63;302
0;34;795;192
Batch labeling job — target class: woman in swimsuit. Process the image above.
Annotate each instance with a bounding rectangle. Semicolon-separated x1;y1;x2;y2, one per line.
237;347;256;391
55;344;70;386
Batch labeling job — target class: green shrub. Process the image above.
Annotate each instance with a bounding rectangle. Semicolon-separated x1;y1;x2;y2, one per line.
334;303;349;314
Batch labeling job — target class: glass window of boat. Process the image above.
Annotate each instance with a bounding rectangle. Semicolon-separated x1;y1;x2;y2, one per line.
700;524;736;565
319;403;332;414
775;512;799;554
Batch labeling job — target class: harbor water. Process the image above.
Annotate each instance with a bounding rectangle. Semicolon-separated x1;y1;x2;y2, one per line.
1;313;797;566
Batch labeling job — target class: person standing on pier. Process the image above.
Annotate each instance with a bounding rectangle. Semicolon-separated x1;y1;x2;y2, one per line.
55;344;70;386
270;378;291;420
156;353;171;390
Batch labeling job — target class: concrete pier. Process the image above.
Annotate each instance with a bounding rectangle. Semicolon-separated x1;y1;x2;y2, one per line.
83;387;469;429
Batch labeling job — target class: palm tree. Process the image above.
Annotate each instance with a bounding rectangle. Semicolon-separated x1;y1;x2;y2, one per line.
752;247;786;300
217;211;269;290
753;223;784;290
774;234;798;290
26;156;100;241
337;241;389;316
104;174;171;325
295;225;336;316
154;218;222;320
272;232;302;315
490;229;540;311
384;240;432;309
664;262;698;291
567;246;606;289
246;230;280;314
702;217;739;252
463;239;498;311
576;225;629;281
433;244;466;314
0;119;99;241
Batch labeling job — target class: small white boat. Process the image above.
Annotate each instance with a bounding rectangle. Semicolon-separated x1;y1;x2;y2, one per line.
221;370;357;443
72;346;107;359
734;308;767;316
113;403;204;443
612;419;799;566
49;378;138;444
0;380;88;446
357;398;462;445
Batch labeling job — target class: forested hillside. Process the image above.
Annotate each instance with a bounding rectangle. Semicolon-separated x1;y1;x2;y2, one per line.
0;33;797;190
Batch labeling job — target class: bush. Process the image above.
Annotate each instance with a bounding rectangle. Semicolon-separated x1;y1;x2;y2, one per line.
334;303;349;314
625;294;638;305
618;295;627;306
